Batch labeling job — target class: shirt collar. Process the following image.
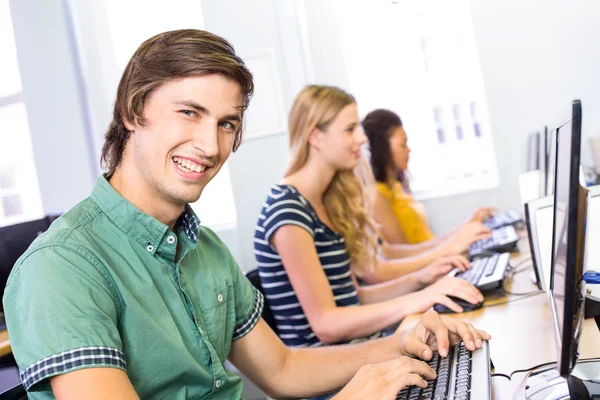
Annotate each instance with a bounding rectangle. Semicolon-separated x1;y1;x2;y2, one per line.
91;175;201;252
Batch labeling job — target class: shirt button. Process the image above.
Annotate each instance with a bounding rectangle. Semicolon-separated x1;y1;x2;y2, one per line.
146;245;154;252
215;379;221;388
217;293;223;303
167;235;176;244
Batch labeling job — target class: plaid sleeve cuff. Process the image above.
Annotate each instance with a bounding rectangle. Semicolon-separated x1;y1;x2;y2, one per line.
21;346;126;390
232;288;264;341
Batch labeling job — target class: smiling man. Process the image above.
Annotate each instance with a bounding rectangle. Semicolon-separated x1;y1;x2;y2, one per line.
3;30;489;400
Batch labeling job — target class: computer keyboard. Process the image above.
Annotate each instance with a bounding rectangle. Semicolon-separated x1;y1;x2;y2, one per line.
483;210;522;230
454;253;510;292
396;341;491;400
469;226;518;257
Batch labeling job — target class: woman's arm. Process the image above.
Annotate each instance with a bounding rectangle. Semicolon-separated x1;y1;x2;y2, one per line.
379;239;441;259
272;225;439;343
376;223;493;284
359;253;471;285
271;226;483;344
353;269;424;304
373;192;410;245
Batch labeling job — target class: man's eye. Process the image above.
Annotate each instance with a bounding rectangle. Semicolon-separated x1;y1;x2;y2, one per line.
180;110;196;117
219;121;236;130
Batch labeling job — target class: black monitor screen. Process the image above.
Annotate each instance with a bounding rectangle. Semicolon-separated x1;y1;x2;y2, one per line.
540;126;549;196
549;100;586;376
546;128;558;197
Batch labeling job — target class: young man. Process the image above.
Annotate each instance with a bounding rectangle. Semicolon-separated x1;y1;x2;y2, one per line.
3;29;490;400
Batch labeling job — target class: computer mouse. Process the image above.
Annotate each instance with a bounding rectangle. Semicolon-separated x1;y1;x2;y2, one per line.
433;296;484;314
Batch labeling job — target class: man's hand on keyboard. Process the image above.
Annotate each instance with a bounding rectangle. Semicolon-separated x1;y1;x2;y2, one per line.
399;310;491;361
417;255;472;286
332;356;436;400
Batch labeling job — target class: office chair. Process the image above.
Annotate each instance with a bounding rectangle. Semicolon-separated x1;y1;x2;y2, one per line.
245;269;278;335
0;382;26;400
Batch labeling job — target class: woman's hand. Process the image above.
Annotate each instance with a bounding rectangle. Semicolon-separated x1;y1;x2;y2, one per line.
416;255;471;286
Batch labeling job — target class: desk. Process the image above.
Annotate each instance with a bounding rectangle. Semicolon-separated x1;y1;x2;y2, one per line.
0;330;10;358
398;238;600;399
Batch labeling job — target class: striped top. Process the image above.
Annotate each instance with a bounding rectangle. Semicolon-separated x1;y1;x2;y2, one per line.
254;184;381;347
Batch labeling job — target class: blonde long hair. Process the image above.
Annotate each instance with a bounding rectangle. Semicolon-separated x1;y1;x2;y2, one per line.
285;85;378;275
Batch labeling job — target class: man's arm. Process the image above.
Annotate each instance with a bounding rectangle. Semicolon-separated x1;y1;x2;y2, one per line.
229;318;410;399
4;248;129;397
228;311;491;400
50;369;139;400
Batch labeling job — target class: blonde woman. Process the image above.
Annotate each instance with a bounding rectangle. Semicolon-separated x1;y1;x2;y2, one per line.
254;85;484;350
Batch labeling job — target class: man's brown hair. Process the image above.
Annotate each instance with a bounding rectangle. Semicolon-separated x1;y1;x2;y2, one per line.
101;29;254;177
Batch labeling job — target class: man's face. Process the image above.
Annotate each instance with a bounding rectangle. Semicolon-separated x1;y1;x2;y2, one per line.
124;74;243;206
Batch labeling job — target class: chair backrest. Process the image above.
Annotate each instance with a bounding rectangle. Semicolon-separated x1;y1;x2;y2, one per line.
245;269;278;334
0;383;26;400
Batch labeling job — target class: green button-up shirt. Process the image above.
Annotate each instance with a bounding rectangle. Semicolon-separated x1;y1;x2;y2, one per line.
3;176;263;399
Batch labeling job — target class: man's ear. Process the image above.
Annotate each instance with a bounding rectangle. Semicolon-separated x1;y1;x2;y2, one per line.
123;118;136;132
307;127;322;149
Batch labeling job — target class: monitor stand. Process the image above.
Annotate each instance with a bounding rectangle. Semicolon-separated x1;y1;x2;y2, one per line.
530;270;539;286
525;362;600;399
525;296;600;400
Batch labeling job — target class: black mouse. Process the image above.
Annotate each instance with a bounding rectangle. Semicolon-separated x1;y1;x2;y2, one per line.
433;296;484;314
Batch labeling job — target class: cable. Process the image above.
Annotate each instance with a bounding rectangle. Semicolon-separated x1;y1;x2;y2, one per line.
500;258;539;295
507;361;556;379
495;357;600;381
513;264;533;275
483;291;544;309
508;256;532;270
501;288;543;296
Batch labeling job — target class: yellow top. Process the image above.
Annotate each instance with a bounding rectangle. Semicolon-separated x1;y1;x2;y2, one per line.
376;181;435;244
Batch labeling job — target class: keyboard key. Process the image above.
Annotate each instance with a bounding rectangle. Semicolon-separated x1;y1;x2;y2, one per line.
483;255;499;277
396;343;478;400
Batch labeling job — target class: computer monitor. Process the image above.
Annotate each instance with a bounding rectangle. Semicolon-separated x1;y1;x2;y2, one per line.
0;217;54;307
546;128;558;196
524;195;554;291
539;126;550;196
548;99;588;377
527;131;541;172
584;185;600;275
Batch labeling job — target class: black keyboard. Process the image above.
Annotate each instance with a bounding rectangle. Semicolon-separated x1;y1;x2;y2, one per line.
396;342;472;400
457;255;498;285
455;253;510;292
483;210;522;230
469;226;518;256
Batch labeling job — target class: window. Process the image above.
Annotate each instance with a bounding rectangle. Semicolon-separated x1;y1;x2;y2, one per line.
0;1;44;227
327;0;500;199
102;0;238;228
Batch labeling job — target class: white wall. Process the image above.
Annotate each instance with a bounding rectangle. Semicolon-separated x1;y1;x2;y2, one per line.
200;0;310;272
10;0;600;254
421;0;600;234
9;0;99;215
290;0;600;235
